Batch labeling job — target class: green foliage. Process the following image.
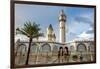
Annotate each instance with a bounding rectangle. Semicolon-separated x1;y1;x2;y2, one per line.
16;21;44;39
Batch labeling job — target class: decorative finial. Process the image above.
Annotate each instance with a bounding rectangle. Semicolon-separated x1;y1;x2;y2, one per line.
60;10;64;15
59;10;66;22
48;24;53;31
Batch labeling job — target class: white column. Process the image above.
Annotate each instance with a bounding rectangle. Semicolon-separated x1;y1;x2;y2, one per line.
60;21;66;43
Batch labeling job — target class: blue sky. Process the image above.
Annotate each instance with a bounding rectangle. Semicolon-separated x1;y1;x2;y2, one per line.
15;4;94;42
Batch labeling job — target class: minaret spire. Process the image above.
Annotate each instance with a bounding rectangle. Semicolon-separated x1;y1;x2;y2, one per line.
47;24;53;42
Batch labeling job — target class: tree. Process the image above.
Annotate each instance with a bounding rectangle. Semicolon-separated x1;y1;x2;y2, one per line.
16;21;43;65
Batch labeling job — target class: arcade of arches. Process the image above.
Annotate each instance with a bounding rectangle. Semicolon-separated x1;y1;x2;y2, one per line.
15;41;95;65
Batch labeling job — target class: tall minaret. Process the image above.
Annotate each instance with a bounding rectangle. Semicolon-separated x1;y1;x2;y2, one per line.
47;24;53;42
59;10;66;43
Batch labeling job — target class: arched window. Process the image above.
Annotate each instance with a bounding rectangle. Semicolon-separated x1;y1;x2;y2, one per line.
77;43;87;52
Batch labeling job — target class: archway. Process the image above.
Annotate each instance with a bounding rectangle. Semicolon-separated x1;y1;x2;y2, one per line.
64;47;69;55
77;43;87;61
58;47;63;56
70;46;74;55
29;43;39;64
88;43;94;61
41;43;51;53
30;43;39;54
77;43;87;52
15;43;27;65
53;45;58;56
88;43;94;52
40;43;51;63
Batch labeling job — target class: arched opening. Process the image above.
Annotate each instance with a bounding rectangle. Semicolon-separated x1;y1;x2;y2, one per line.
64;47;69;55
77;43;87;52
52;45;58;56
40;43;51;63
77;43;87;61
88;43;94;61
70;46;74;55
29;43;39;64
88;43;94;52
58;47;63;56
30;43;39;54
41;43;51;54
15;43;27;65
63;47;69;62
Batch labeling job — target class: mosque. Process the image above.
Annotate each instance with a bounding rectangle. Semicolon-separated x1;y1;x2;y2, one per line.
15;10;95;65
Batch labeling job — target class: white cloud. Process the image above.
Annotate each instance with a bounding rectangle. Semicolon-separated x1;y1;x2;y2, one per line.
15;34;28;42
78;31;94;39
67;32;78;41
15;34;48;42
